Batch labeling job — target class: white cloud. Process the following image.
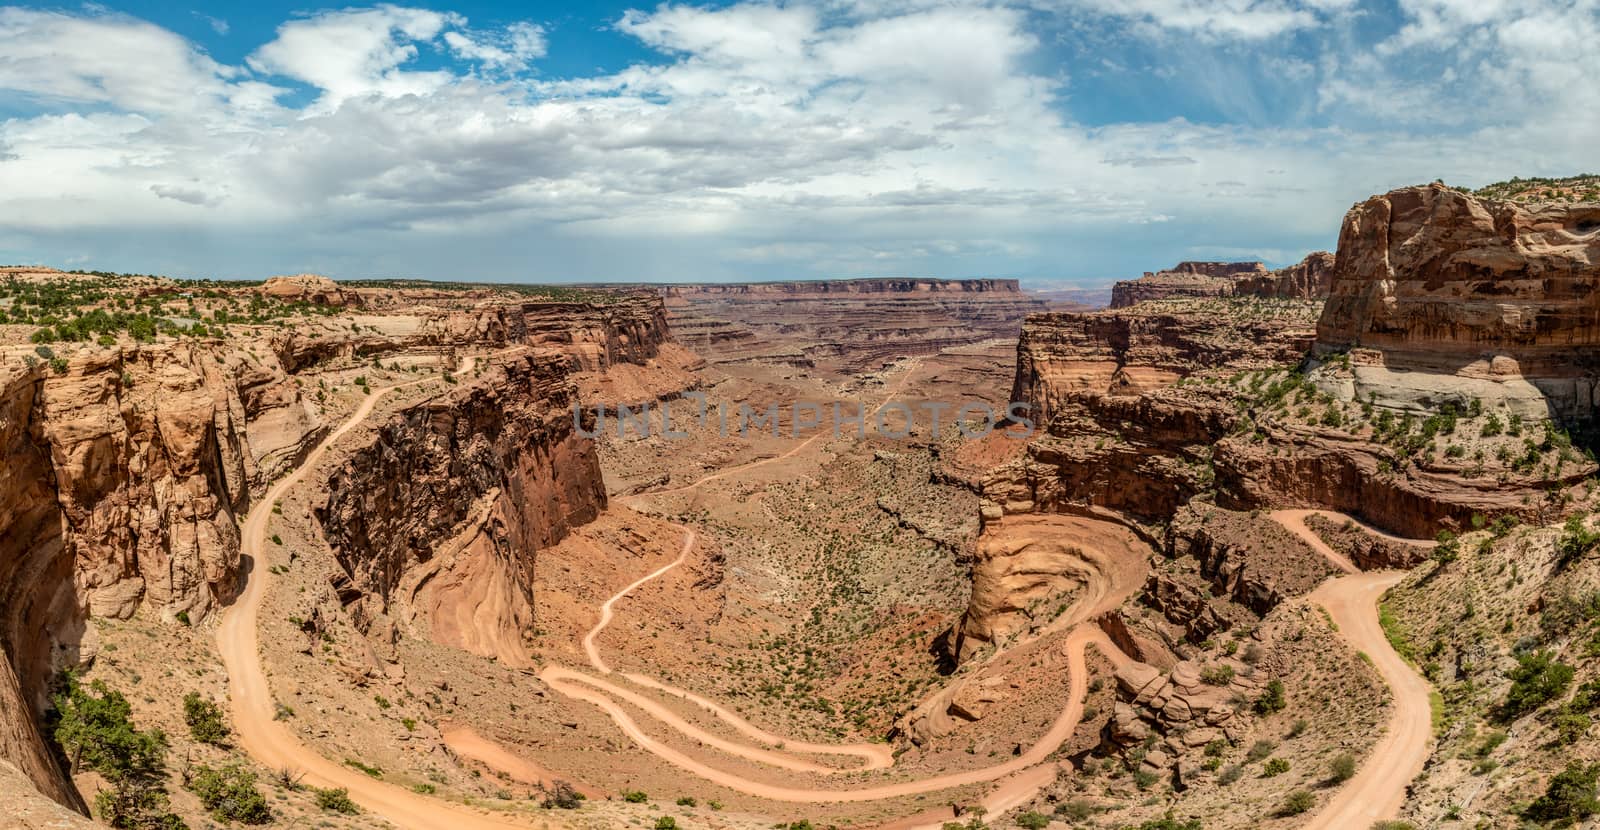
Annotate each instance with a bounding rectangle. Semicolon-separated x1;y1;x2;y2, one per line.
0;1;1594;282
247;6;460;104
0;7;236;113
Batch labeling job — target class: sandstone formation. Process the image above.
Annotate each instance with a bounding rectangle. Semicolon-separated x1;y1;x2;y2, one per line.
1011;298;1320;424
260;273;347;306
1314;183;1600;420
660;278;1045;368
1108;254;1332;308
317;349;607;665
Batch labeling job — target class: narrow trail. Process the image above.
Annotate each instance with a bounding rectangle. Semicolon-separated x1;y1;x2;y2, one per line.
218;375;548;830
1270;509;1436;830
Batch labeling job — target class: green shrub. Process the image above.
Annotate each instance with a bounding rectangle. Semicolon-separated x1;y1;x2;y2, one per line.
1200;664;1235;686
1329;752;1357;783
1525;762;1600;824
185;763;271;824
1015;812;1050;829
622;789;649;803
1255;679;1287;714
182;693;228;745
653;818;677;830
313;787;360;814
675;796;696;807
1279;789;1315;816
1263;757;1290;777
1500;650;1575;720
50;673;187;830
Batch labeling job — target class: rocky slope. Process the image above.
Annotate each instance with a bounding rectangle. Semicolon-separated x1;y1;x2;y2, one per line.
1109;253;1333;308
660;278;1045;368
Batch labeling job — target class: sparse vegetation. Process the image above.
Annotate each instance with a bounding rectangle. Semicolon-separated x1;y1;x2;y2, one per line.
182;692;228;746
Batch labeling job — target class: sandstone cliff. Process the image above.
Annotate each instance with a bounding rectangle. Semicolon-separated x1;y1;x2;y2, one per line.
1314;183;1600;421
316;350;607;665
0;341;324;809
1011;298;1320;425
659;278;1046;368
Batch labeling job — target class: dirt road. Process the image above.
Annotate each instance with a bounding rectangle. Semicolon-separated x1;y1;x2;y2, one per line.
217;376;555;830
1271;509;1435;829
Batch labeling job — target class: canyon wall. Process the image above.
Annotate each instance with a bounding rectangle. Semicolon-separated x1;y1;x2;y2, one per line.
1314;183;1600;420
0;289;684;809
418;295;674;372
316;350;607;664
0;342;323;808
659;278;1046;368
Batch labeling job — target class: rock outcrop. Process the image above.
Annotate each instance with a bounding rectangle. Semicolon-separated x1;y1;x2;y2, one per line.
1011;300;1320;424
1109;254;1332;308
1313;183;1600;421
317;350;607;665
260;273;347;306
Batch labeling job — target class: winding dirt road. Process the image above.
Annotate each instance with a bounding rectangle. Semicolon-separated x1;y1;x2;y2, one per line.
218;376;552;830
1271;509;1435;829
213;353;1435;829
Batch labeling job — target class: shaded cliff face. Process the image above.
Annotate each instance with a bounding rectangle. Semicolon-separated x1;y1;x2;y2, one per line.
1315;183;1600;420
660;278;1046;368
1109;253;1333;308
316;350;607;665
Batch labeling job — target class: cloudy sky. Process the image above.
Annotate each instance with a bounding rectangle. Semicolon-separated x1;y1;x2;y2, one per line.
0;0;1593;284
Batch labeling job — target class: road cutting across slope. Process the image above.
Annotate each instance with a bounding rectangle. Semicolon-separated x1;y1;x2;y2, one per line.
218;375;570;830
1271;509;1436;829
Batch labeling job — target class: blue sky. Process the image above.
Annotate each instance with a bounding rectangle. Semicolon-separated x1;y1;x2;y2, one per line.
0;0;1593;285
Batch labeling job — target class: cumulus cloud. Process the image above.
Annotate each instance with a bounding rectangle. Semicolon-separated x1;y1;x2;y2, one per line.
0;0;1594;281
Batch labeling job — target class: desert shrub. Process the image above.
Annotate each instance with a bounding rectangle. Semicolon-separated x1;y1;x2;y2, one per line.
1329;752;1357;782
313;787;359;814
622;789;649;803
1279;789;1315;816
1500;650;1575;720
1263;757;1290;777
182;693;228;745
1255;679;1287;714
1054;799;1096;820
1524;762;1600;824
1015;812;1050;829
1246;739;1277;762
51;673;186;830
1218;764;1244;785
539;780;583;809
185;763;271;824
1201;664;1235;686
653;818;676;830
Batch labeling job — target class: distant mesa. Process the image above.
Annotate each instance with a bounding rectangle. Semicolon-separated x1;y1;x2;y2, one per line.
1109;252;1335;308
